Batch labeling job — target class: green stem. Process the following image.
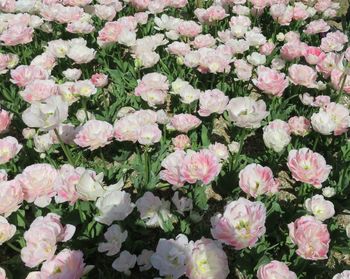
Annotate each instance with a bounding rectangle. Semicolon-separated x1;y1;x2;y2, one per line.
232;130;248;171
144;149;150;188
336;72;348;102
6;242;21;253
54;129;75;166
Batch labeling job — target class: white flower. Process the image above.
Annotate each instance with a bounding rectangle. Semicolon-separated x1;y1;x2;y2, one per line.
0;216;16;245
112;251;137;276
22;96;68;131
76;171;105;201
137;249;154;271
247;52;266;66
67;44;95;64
346;224;350;238
263;120;291;152
150;234;190;279
33;133;53;153
322;187;336;198
171;192;193;215
304;195;335;221
135;192;174;230
311;110;336;135
95;180;134;225
98;224;128;256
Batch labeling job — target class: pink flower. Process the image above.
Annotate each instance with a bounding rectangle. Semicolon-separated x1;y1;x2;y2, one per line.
137;124;162;145
333;271;350;279
239;163;279;198
226;97;269;128
176;21;202;37
304;47;326;65
10;65;48;87
198;89;228;117
287;148;332;188
192;34;216;49
0;136;22;164
0;267;7;279
135;73;169;107
288;216;330;260
304;19;330;35
259;41;275;55
305;194;335;221
180;149;221;185
74;120;114;150
0;25;33;46
167;42;191;56
0;216;16;245
234;59;253;81
320;31;348;52
0;110;11;134
21;213;76;267
172;134;191;150
288;64;318;88
211;197;266;249
288;116;311;136
20;79;58;103
208;142;229;161
257;260;297;279
91;73;108;88
195;6;227;23
331;69;350;94
170;114;202;133
160;150;186;188
253;66;288;97
186;238;229;279
316;52;338;77
40;249;87;279
280;41;306;61
16;163;58;207
0;179;23;217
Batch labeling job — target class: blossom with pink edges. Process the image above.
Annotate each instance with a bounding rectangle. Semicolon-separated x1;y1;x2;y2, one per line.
288;64;318;88
288;216;330;260
257;260;297;279
170;114;202;133
211;197;266;249
198;89;229;117
288;116;311;136
160;150;186;188
0;179;23;217
253;66;288;97
0;136;22;164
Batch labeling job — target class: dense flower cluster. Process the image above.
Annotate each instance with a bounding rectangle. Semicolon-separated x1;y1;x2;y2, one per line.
0;0;349;278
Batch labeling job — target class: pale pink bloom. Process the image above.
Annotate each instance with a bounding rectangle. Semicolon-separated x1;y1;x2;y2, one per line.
0;0;15;12
134;12;149;24
313;95;331;108
192;34;216;49
257;260;297;279
234;59;253;81
333;271;350;279
54;5;84;23
0;179;23;217
160;150;186;187
167;42;191;56
176;20;202;37
54;164;86;204
287;148;332;188
20;79;58;103
304;46;326;65
211;197;266;249
225;39;250;55
172;134;190;150
0;216;16;245
345;47;350;62
172;192;193;215
270;4;293;26
21;213;76;267
0;267;6;279
293;2;310;20
112;250;137;276
16;163;58;207
263;119;291;152
73;80;97;97
66;20;95;34
198;89;229;117
280;41;306;61
10;65;48;87
288;116;311;136
320;31;348;53
316;52;339;77
94;4;116;21
180;149;221;185
0;110;11;134
324;102;350;135
0;53;18;74
114;114;141;143
195;5;227;23
288;64;317;88
135;73;169;107
0;136;22;164
253;66;288;97
170;114;202;133
74;120;114;150
0;25;33;46
168;0;187;8
314;0;331;11
305;194;335;221
226;97;269;128
91;73;108;88
288;216;330;260
137;124;161;145
239;163;279;198
0;170;7;182
208;142;229;161
196;47;232;74
40;249;87;279
304;19;330;34
186;238;229;279
259;41;275;55
331;69;350;94
97;19;137;47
